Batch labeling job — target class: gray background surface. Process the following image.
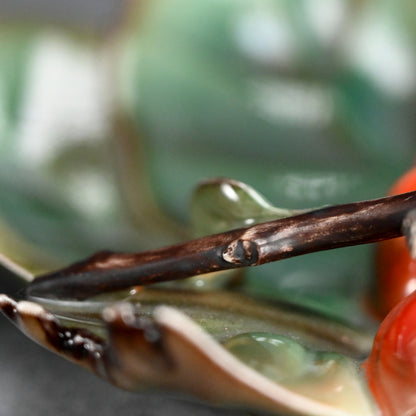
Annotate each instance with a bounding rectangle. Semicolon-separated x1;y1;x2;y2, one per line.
0;0;122;31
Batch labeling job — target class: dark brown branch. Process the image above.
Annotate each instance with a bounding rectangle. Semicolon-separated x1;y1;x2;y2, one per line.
26;191;416;300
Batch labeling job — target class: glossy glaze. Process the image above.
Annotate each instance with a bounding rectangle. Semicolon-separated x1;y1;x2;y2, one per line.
365;290;416;416
376;167;416;317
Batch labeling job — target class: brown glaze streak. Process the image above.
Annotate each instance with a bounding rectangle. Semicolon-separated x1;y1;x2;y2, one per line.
31;311;108;378
103;302;172;387
0;297;18;321
45;321;104;361
0;294;108;379
26;191;416;300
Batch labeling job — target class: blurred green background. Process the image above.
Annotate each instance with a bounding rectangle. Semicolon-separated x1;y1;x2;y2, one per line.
0;0;415;321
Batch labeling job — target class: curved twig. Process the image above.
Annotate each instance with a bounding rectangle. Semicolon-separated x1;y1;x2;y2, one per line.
27;191;416;300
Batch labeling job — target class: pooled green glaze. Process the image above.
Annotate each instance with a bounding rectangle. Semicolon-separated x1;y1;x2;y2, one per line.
224;332;375;413
191;178;305;237
225;333;308;382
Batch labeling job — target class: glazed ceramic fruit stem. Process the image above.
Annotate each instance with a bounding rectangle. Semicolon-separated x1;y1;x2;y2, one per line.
27;191;416;300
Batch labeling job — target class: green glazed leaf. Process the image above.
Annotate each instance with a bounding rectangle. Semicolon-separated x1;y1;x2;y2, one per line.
0;287;378;415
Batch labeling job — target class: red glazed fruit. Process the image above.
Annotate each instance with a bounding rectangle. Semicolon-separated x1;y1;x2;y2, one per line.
375;166;416;317
364;290;416;416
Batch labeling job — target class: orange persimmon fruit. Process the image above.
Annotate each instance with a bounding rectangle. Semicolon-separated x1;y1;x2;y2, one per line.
364;289;416;416
375;166;416;317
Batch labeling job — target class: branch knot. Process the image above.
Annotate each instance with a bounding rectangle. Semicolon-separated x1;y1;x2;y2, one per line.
222;239;259;266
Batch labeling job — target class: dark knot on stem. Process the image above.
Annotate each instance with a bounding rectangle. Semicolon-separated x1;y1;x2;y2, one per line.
222;239;259;266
